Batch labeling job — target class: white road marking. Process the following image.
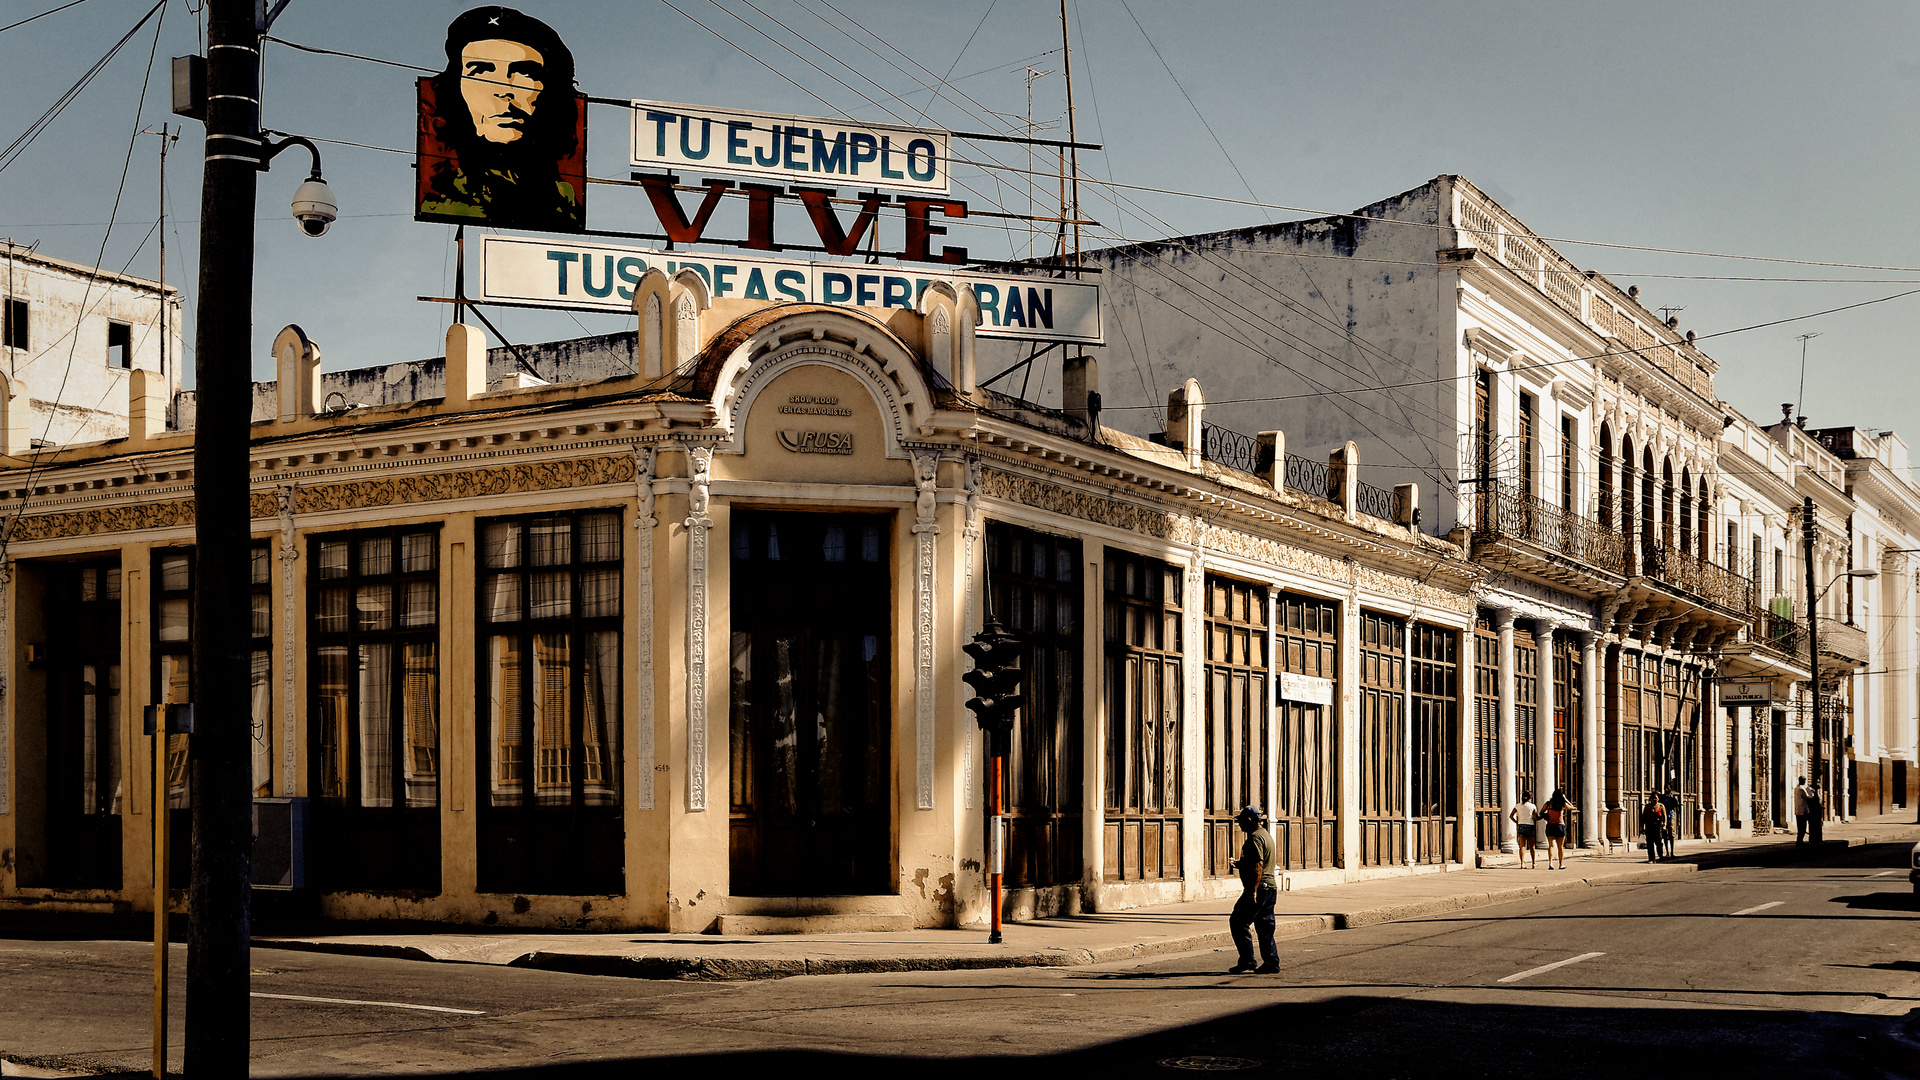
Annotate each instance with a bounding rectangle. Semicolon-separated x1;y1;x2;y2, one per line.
1870;870;1898;877
1727;901;1784;917
1497;952;1605;984
249;992;485;1015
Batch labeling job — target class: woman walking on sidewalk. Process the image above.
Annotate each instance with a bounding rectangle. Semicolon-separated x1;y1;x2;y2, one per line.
1510;791;1539;868
1543;788;1576;869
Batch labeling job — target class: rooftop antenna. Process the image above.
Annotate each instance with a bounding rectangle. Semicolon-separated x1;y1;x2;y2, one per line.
1060;0;1082;275
1795;333;1820;426
1023;65;1049;260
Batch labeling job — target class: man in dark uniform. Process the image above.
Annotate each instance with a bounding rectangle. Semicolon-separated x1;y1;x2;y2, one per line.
1228;805;1279;975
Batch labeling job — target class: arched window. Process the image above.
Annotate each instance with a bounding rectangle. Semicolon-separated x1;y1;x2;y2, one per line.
1661;456;1676;548
1640;446;1656;557
1679;466;1694;555
1621;435;1636;547
1697;476;1712;562
1597;424;1615;527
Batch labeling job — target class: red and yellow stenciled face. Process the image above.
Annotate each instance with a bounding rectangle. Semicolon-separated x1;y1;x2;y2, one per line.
460;38;546;144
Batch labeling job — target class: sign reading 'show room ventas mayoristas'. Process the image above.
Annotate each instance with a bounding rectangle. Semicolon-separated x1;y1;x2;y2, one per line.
632;100;952;195
478;236;1104;345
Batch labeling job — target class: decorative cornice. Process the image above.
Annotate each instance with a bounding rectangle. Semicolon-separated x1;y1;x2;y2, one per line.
7;453;638;542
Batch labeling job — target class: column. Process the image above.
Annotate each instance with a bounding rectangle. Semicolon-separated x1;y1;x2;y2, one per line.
1734;704;1752;835
1403;617;1416;866
1536;619;1562;801
1579;630;1602;847
1494;608;1517;853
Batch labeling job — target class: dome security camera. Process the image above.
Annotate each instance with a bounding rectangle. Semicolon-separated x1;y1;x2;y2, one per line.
291;174;338;237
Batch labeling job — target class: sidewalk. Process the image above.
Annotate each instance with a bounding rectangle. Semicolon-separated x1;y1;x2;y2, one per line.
251;811;1920;982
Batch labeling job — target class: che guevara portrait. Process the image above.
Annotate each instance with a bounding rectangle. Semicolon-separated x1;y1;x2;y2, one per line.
416;5;587;232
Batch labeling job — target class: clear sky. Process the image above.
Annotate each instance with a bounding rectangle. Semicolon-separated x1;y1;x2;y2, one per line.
3;0;1916;437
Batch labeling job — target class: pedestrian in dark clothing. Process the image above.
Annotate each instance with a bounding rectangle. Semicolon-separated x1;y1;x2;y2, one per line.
1228;805;1279;975
1543;788;1575;869
1660;789;1681;855
1793;779;1811;844
1640;795;1666;862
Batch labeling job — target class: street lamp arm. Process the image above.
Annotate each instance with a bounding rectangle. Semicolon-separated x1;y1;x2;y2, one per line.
257;130;322;178
1812;568;1878;607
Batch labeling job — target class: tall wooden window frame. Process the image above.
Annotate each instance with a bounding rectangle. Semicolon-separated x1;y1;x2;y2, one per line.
1513;626;1539;802
1550;632;1582;803
1472;616;1501;851
153;545;271;886
1202;574;1268;877
477;510;623;895
1275;591;1338;870
1357;610;1406;867
1518;391;1535;498
308;526;443;892
986;523;1083;890
1410;622;1459;865
1559;415;1576;513
1103;548;1184;883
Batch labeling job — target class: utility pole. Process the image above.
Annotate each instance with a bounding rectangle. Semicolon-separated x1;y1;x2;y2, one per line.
1801;495;1824;845
188;0;263;1073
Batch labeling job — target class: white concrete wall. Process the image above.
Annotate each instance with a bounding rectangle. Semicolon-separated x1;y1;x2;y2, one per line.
1;244;182;448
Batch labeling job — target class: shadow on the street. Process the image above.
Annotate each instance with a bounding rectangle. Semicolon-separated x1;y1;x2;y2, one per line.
152;994;1920;1079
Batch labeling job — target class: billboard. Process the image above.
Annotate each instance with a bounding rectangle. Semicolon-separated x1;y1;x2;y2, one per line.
477;236;1103;345
632;100;951;195
416;6;587;232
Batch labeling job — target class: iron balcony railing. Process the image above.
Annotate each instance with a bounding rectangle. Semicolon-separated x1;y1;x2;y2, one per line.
1750;606;1806;662
1471;481;1628;576
1634;538;1753;613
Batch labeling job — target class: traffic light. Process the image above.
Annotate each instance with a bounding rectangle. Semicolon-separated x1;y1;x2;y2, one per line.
963;620;1025;756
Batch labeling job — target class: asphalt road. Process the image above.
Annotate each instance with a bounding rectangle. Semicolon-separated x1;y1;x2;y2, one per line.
2;843;1915;1079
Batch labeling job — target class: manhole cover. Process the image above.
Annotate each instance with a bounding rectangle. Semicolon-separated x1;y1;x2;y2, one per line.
1158;1056;1262;1071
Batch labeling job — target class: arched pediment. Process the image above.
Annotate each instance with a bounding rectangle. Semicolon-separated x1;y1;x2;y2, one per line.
694;306;934;459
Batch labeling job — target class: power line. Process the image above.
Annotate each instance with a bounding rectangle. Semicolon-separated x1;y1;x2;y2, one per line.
1098;287;1920;411
0;0;167;175
3;0;166;548
0;0;92;34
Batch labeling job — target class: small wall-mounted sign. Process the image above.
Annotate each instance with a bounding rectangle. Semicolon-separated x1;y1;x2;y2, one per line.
1721;681;1780;705
778;394;851;417
1280;673;1334;707
778;430;854;455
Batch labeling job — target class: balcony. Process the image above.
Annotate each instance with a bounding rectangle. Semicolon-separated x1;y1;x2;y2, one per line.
1469;482;1627;587
1815;616;1869;668
1633;539;1753;615
1751;607;1806;664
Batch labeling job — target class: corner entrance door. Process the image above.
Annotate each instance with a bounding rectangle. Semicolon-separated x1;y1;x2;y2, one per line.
729;510;892;896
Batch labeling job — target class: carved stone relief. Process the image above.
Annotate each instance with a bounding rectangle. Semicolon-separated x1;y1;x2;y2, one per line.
634;446;658;810
277;485;298;796
911;450;940;811
6;455;640;542
682;442;714;813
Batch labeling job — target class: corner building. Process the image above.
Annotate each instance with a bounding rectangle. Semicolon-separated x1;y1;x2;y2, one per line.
1066;175;1782;856
0;270;1481;930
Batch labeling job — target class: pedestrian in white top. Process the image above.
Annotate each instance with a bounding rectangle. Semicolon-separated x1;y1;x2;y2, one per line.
1510;791;1539;867
1793;779;1811;845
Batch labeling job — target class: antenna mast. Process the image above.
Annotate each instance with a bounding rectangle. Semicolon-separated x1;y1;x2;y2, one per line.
1059;0;1082;274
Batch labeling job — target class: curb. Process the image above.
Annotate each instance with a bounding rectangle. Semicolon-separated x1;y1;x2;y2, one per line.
247;833;1918;982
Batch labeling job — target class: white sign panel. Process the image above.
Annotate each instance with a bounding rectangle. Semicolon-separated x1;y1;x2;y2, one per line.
1280;673;1335;707
1720;681;1779;705
632;99;951;195
479;236;1103;345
